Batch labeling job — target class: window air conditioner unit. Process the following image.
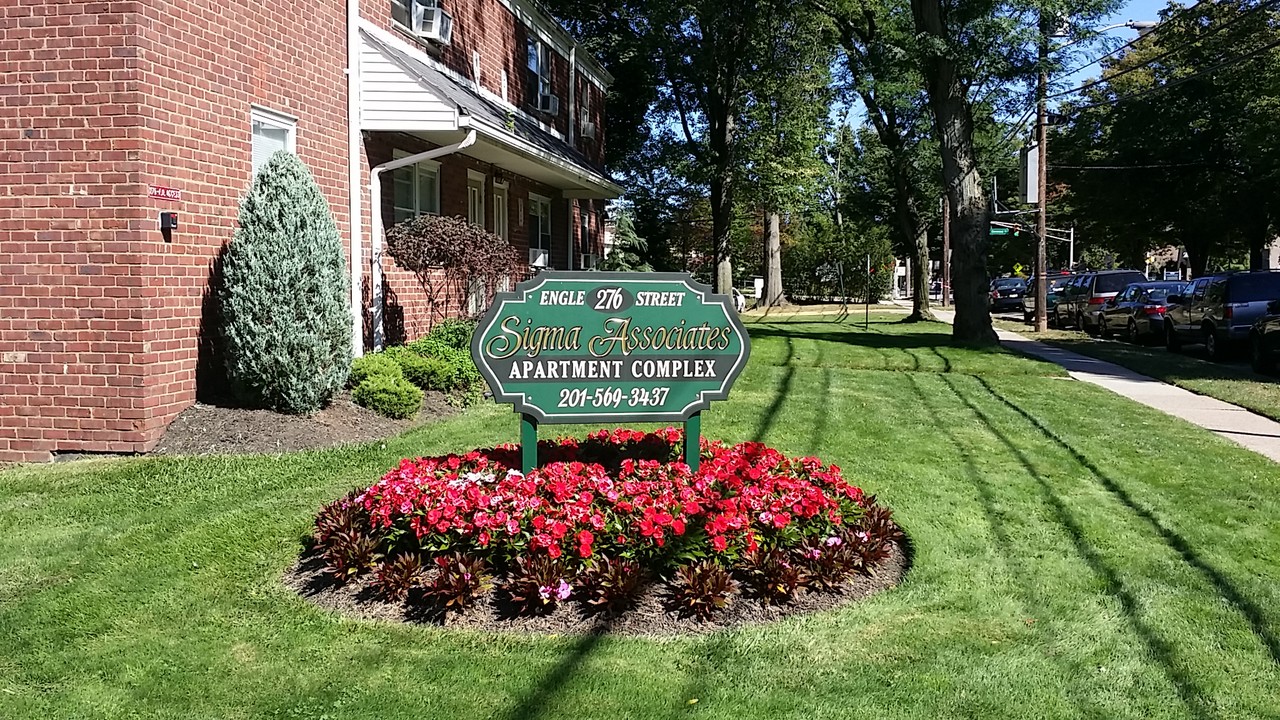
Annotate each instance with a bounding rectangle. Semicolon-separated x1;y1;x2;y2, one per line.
579;120;596;140
411;2;453;45
537;93;559;115
529;247;548;267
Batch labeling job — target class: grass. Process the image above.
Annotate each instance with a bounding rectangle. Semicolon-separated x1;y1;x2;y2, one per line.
992;317;1280;423
3;315;1279;719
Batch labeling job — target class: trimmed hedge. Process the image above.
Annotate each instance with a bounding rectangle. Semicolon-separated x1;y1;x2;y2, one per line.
352;374;422;419
350;353;403;387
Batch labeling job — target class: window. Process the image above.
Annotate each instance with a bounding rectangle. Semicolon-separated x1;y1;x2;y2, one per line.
1191;279;1209;302
527;37;551;104
492;184;509;241
390;150;439;223
467;172;485;228
529;195;552;250
391;0;436;31
579;211;589;254
251;107;296;175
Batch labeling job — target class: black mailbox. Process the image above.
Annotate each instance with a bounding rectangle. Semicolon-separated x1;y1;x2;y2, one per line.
159;212;178;230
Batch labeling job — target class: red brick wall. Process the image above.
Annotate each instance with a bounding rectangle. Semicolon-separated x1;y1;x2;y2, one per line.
1;0;152;462
133;0;351;450
0;0;350;462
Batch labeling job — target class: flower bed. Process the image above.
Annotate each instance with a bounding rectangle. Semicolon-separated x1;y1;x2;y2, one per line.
307;428;903;627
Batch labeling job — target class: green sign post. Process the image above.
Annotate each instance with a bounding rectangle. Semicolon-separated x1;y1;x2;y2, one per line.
471;271;751;474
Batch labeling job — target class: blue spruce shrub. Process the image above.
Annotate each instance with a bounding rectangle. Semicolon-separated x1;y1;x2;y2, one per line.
218;151;352;414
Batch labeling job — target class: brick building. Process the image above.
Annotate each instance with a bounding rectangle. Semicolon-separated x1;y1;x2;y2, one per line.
0;0;620;462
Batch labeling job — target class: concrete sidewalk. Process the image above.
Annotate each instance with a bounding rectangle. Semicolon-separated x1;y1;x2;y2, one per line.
928;307;1280;464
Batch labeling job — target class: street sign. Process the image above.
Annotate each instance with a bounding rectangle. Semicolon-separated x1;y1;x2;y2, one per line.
1013;263;1024;275
472;271;752;472
990;226;1011;236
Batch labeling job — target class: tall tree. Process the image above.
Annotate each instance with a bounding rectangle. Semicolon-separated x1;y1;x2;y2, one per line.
1053;0;1280;275
648;0;769;294
739;3;834;307
908;0;1121;344
821;0;939;321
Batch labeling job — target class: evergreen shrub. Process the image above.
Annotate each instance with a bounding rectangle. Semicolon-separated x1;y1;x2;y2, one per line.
218;151;351;414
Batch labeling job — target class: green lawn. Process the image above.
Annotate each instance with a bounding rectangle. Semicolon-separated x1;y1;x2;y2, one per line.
992;317;1280;423
3;315;1279;719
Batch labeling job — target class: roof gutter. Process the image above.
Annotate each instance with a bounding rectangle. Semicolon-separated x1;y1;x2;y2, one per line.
367;125;477;351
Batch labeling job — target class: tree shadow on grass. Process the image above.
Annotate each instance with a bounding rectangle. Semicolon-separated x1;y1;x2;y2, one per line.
494;618;614;720
753;337;795;445
970;375;1280;669
939;373;1216;720
906;373;1113;720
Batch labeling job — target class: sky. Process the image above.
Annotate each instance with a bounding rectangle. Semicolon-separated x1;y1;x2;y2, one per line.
1059;0;1180;87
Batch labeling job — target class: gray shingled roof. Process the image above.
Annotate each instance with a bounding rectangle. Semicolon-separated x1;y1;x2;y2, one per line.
364;31;607;179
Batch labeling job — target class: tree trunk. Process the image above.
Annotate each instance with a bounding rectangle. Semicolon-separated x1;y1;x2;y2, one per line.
763;208;786;307
887;156;932;322
1247;211;1271;270
911;0;997;346
709;172;735;295
911;224;931;319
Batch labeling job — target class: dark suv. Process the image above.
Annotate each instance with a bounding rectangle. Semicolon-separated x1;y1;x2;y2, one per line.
1054;270;1148;335
1165;271;1280;361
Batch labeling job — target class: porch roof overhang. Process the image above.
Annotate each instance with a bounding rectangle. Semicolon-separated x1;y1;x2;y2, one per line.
359;22;622;200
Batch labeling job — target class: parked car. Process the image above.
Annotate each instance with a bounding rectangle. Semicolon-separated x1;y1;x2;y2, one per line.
989;277;1028;312
1021;274;1074;324
1097;281;1186;343
1249;299;1280;373
1053;270;1149;335
1165;271;1280;361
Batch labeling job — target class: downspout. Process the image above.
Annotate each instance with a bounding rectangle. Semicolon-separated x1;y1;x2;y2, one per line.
368;125;477;351
567;47;576;272
346;0;363;356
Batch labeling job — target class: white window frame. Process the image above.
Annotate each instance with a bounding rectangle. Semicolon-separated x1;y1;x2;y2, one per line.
467;170;486;229
529;193;552;251
250;106;297;176
527;38;551;102
391;149;440;224
390;0;438;33
492;181;509;241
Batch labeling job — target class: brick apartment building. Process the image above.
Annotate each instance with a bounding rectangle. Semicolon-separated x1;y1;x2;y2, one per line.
0;0;621;462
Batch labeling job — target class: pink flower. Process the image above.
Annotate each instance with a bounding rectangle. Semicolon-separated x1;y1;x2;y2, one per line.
825;536;842;547
556;579;572;600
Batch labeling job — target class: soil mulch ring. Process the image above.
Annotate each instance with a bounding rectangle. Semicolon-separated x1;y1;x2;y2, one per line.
284;541;909;638
150;390;457;457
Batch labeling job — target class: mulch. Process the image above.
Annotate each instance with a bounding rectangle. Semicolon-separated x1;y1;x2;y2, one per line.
150;390;457;457
282;541;909;638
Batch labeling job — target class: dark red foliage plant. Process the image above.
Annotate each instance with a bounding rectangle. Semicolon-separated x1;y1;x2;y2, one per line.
384;214;523;323
669;562;737;620
372;552;425;602
427;553;488;611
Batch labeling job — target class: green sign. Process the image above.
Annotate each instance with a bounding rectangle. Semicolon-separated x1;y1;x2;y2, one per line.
471;271;751;425
990;226;1011;236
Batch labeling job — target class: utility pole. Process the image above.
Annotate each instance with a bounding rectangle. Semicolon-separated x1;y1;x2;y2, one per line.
942;194;950;307
1034;11;1050;333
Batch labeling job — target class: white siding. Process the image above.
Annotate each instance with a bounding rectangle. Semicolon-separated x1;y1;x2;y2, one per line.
360;35;457;131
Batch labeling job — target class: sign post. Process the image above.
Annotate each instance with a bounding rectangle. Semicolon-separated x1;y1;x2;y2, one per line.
472;272;751;475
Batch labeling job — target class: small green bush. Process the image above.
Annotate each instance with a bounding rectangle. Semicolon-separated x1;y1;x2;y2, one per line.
406;321;483;404
350;353;403;387
428;318;477;351
352;374;423;419
385;346;450;391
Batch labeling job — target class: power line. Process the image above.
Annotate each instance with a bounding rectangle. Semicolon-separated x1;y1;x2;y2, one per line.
1055;0;1214;78
1073;35;1280;111
1049;0;1280;100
